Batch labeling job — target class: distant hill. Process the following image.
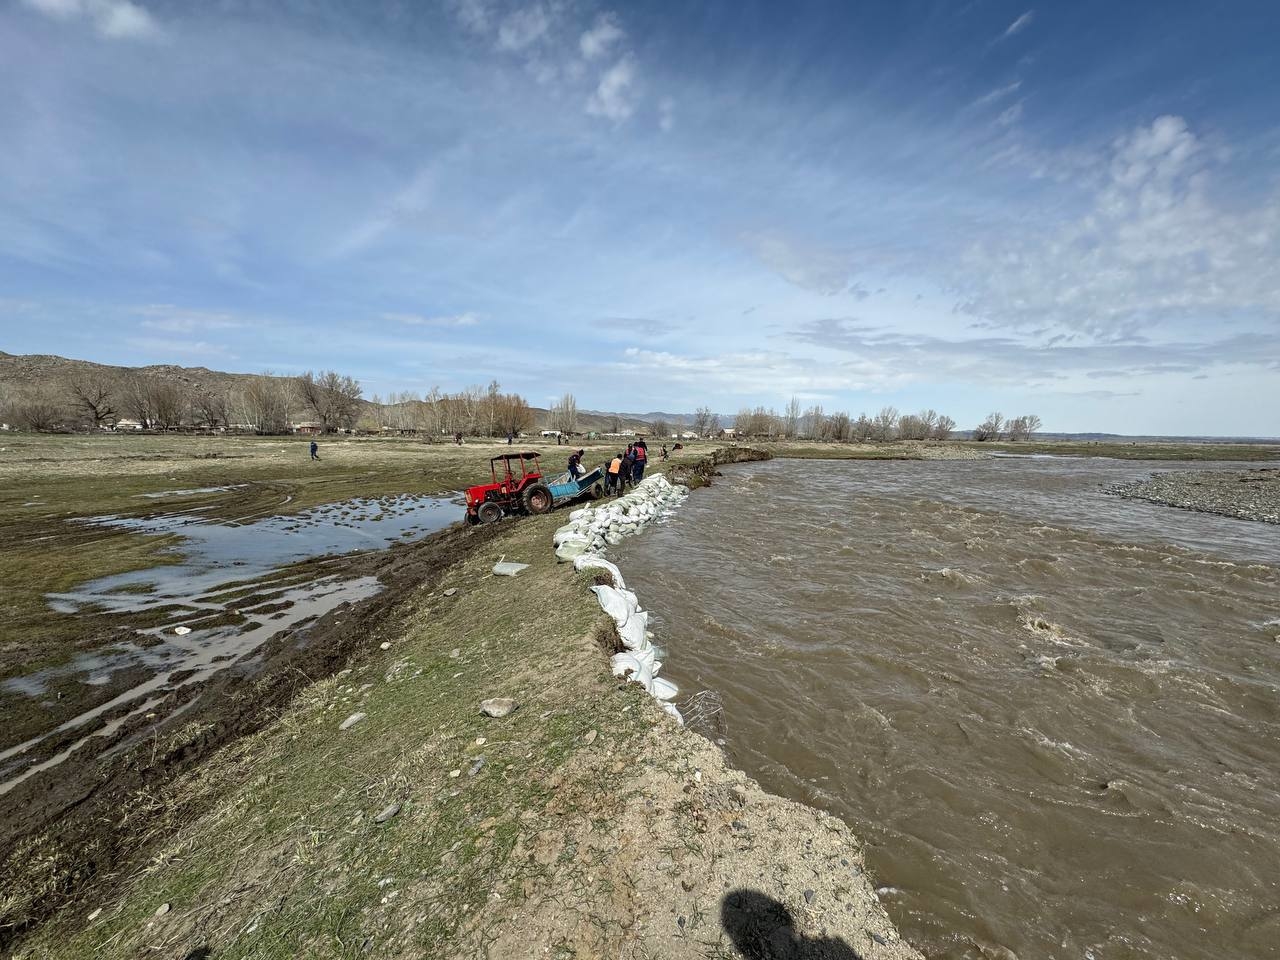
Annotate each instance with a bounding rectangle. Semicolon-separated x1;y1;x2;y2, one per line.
0;350;660;434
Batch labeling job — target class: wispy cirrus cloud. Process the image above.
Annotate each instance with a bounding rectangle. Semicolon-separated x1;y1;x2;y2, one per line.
999;10;1034;40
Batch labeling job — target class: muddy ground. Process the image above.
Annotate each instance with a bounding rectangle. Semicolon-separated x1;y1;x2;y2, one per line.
0;519;500;950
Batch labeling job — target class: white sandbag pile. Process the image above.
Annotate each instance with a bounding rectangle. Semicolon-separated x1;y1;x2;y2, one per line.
553;474;689;562
553;473;691;726
589;584;683;725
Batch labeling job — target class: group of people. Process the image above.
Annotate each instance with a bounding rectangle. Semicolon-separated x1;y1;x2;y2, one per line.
566;438;651;496
605;439;647;494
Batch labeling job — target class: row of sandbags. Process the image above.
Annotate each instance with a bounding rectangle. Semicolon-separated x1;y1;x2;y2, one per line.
572;555;683;725
552;473;689;562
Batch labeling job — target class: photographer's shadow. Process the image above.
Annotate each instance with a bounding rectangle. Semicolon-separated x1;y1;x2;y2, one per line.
721;889;866;959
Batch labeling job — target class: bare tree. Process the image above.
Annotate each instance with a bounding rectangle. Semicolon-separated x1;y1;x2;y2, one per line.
827;411;851;441
651;419;671;439
872;406;899;441
852;413;874;441
551;393;578;435
973;412;1004;441
296;370;362;433
783;396;801;439
1005;414;1042;441
692;406;718;437
149;380;187;430
801;404;824;440
238;373;293;434
10;385;66;431
931;415;956;440
68;375;117;430
897;413;926;440
192;386;229;430
119;374;157;429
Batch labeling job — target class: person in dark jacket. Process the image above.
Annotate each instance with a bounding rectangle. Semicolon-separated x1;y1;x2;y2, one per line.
568;449;585;479
309;439;319;460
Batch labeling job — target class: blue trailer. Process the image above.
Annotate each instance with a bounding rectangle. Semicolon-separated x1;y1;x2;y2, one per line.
546;466;605;507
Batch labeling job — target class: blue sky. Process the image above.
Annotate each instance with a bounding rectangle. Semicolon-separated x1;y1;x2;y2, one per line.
1;0;1278;433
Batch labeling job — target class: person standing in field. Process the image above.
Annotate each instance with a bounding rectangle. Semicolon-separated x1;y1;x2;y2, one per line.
309;439;319;461
633;438;647;483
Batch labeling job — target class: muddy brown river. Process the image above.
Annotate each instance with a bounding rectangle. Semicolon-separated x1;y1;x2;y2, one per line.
614;457;1280;960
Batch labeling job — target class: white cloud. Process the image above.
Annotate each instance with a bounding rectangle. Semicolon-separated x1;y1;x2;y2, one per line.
586;55;637;122
1000;10;1034;39
658;96;675;132
579;14;624;61
496;4;551;52
383;312;480;328
21;0;160;39
955;115;1280;338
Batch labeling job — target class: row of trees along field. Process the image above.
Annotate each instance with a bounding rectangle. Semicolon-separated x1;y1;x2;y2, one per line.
728;400;1041;442
0;370;536;437
730;401;957;441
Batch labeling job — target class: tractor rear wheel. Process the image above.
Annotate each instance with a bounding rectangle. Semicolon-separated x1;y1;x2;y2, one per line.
477;501;503;524
523;483;553;515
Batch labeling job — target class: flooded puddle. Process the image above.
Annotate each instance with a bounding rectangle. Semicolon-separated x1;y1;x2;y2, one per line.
0;493;458;792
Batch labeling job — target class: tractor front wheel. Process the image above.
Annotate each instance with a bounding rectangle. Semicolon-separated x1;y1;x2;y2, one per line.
477;501;503;524
523;483;553;515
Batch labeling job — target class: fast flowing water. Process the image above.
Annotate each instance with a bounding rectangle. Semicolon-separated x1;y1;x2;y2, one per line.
614;457;1280;960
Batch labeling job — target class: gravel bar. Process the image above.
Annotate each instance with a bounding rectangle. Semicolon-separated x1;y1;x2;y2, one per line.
1109;468;1280;524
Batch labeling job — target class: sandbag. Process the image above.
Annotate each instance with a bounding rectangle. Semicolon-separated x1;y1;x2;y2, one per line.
555;540;590;562
590;584;633;625
572;555;626;589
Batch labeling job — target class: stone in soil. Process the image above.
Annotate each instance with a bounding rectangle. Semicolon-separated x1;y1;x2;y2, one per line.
339;712;367;730
375;803;401;824
480;698;518;718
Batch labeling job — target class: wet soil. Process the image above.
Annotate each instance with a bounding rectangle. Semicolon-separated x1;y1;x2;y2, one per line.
0;520;500;952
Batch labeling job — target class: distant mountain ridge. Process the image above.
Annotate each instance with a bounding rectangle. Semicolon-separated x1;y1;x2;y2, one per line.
0;350;656;433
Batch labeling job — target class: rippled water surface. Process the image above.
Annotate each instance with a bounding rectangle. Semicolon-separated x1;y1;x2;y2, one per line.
615;457;1280;960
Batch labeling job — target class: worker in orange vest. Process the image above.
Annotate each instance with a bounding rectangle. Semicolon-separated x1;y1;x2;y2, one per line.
606;452;624;495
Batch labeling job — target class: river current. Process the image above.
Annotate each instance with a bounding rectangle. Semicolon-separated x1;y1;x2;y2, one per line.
613;457;1280;960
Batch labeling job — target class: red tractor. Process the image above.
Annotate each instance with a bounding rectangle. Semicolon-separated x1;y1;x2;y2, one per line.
464;451;554;524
